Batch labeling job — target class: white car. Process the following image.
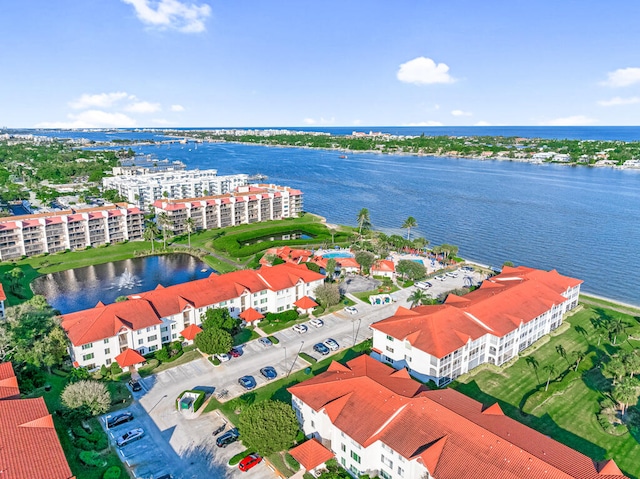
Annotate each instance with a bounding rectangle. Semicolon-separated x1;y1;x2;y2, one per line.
324;338;340;351
293;324;308;334
309;319;324;328
435;275;446;281
344;306;358;315
446;271;458;278
116;428;144;447
215;353;230;362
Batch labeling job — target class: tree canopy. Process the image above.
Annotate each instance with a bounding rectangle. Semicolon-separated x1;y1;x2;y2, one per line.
396;259;426;281
238;400;300;455
61;380;111;417
194;327;233;355
314;283;341;307
201;307;240;333
354;250;375;273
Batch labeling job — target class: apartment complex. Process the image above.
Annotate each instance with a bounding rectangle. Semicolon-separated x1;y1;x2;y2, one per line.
372;266;582;386
152;184;304;235
289;355;627;479
0;204;144;261
61;263;324;369
0;362;74;479
103;168;248;209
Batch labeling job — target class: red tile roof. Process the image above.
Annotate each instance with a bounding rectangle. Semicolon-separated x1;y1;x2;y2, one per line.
289;356;628;479
372;267;582;358
239;307;264;322
294;296;318;309
0;363;20;400
180;324;203;341
0;282;6;301
115;348;146;368
372;259;395;272
61;264;324;346
289;438;334;471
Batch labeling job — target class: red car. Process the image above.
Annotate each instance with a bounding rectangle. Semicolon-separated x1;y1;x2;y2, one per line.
238;454;262;472
229;347;243;358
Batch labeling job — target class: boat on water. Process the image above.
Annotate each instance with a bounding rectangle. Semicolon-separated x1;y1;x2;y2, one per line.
248;173;268;181
339;155;348;159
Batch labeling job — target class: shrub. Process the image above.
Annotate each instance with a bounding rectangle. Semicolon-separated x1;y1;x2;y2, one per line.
285;452;300;470
229;450;248;466
75;437;95;451
103;466;122;479
61;381;111;417
110;362;122;375
78;450;107;467
268;335;280;344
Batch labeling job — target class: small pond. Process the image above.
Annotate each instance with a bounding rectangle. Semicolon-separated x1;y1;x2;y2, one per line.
31;254;213;314
243;230;315;245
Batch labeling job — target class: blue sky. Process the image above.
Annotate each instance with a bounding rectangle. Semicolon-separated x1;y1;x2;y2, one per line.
1;0;640;128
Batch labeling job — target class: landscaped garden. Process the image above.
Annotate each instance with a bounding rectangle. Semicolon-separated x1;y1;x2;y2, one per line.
452;300;640;478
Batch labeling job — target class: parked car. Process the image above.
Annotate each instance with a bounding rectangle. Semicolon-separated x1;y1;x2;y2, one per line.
435;275;446;281
293;324;308;334
313;343;330;356
229;347;243;358
258;337;272;347
238;375;257;390
344;306;358;315
212;422;227;436
238;454;263;472
128;379;142;392
116;428;144;447
260;366;278;380
216;428;239;448
324;338;340;351
215;353;231;362
107;412;133;429
309;318;324;328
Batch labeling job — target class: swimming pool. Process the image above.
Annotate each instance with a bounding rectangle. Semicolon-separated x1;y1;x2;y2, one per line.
322;251;354;259
411;259;426;266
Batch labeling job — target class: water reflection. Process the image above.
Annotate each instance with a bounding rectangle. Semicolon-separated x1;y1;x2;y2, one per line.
32;254;213;314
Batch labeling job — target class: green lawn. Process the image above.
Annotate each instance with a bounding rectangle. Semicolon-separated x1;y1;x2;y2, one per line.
452;304;640;479
352;285;400;303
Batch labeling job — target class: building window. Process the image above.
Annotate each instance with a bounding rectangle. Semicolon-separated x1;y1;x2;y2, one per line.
341;457;346;467
138;339;144;345
149;345;158;352
277;306;284;312
350;451;361;464
82;353;94;361
172;333;177;339
81;343;93;350
147;335;157;342
397;466;405;477
171;324;176;330
385;346;394;353
383;355;394;364
381;455;393;468
106;359;112;366
162;336;169;342
341;444;346;452
386;335;394;341
104;338;110;344
104;348;111;355
380;470;391;479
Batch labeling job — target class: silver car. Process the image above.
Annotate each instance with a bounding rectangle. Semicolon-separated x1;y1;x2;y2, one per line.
116;427;144;447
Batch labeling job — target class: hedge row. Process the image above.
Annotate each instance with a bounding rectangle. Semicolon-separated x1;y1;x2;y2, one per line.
299;352;317;364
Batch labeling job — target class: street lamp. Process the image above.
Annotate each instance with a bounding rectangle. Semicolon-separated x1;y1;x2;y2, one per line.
284;346;287;371
352;318;362;346
287;341;304;377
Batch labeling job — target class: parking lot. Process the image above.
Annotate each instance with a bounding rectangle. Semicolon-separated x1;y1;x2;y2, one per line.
102;268;485;478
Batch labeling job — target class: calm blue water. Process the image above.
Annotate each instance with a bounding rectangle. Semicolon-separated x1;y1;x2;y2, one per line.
31;254;212;313
323;252;355;259
15;128;640;306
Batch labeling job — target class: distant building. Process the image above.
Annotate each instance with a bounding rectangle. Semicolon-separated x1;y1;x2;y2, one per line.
288;355;628;479
61;263;324;369
0;204;144;261
152;184;304;235
103;168;249;209
0;362;74;479
371;266;582;386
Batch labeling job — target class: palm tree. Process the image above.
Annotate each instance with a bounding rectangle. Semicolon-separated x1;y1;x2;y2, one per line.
157;212;171;249
622;350;640;378
606;355;627;384
185;217;195;248
356;208;371;236
402;216;418;241
607;318;627;345
408;289;428;308
555;344;568;365
572;350;585;372
526;356;540;384
143;222;159;253
612;377;639;415
544;364;557;391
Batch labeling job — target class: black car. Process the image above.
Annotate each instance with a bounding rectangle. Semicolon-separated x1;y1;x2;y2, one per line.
212;422;227;436
313;343;330;356
238;375;257;390
260;366;278;380
128;379;142;392
106;412;134;428
216;428;239;448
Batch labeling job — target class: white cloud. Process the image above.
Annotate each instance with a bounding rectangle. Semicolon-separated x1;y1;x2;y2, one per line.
69;92;130;110
403;121;443;127
474;121;491;126
302;117;335;125
122;0;211;33
170;104;185;112
451;109;472;117
124;101;162;113
397;57;455;85
601;67;640;87
540;115;597;126
36;110;137;128
597;96;640;107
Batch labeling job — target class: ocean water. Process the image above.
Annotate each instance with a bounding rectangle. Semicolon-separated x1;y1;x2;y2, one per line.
14;128;640;306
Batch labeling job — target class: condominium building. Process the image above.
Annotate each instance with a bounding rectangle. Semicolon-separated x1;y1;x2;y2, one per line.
103;168;249;209
288;355;627;479
152;184;304;235
61;263;324;369
371;266;582;386
0;204;144;261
